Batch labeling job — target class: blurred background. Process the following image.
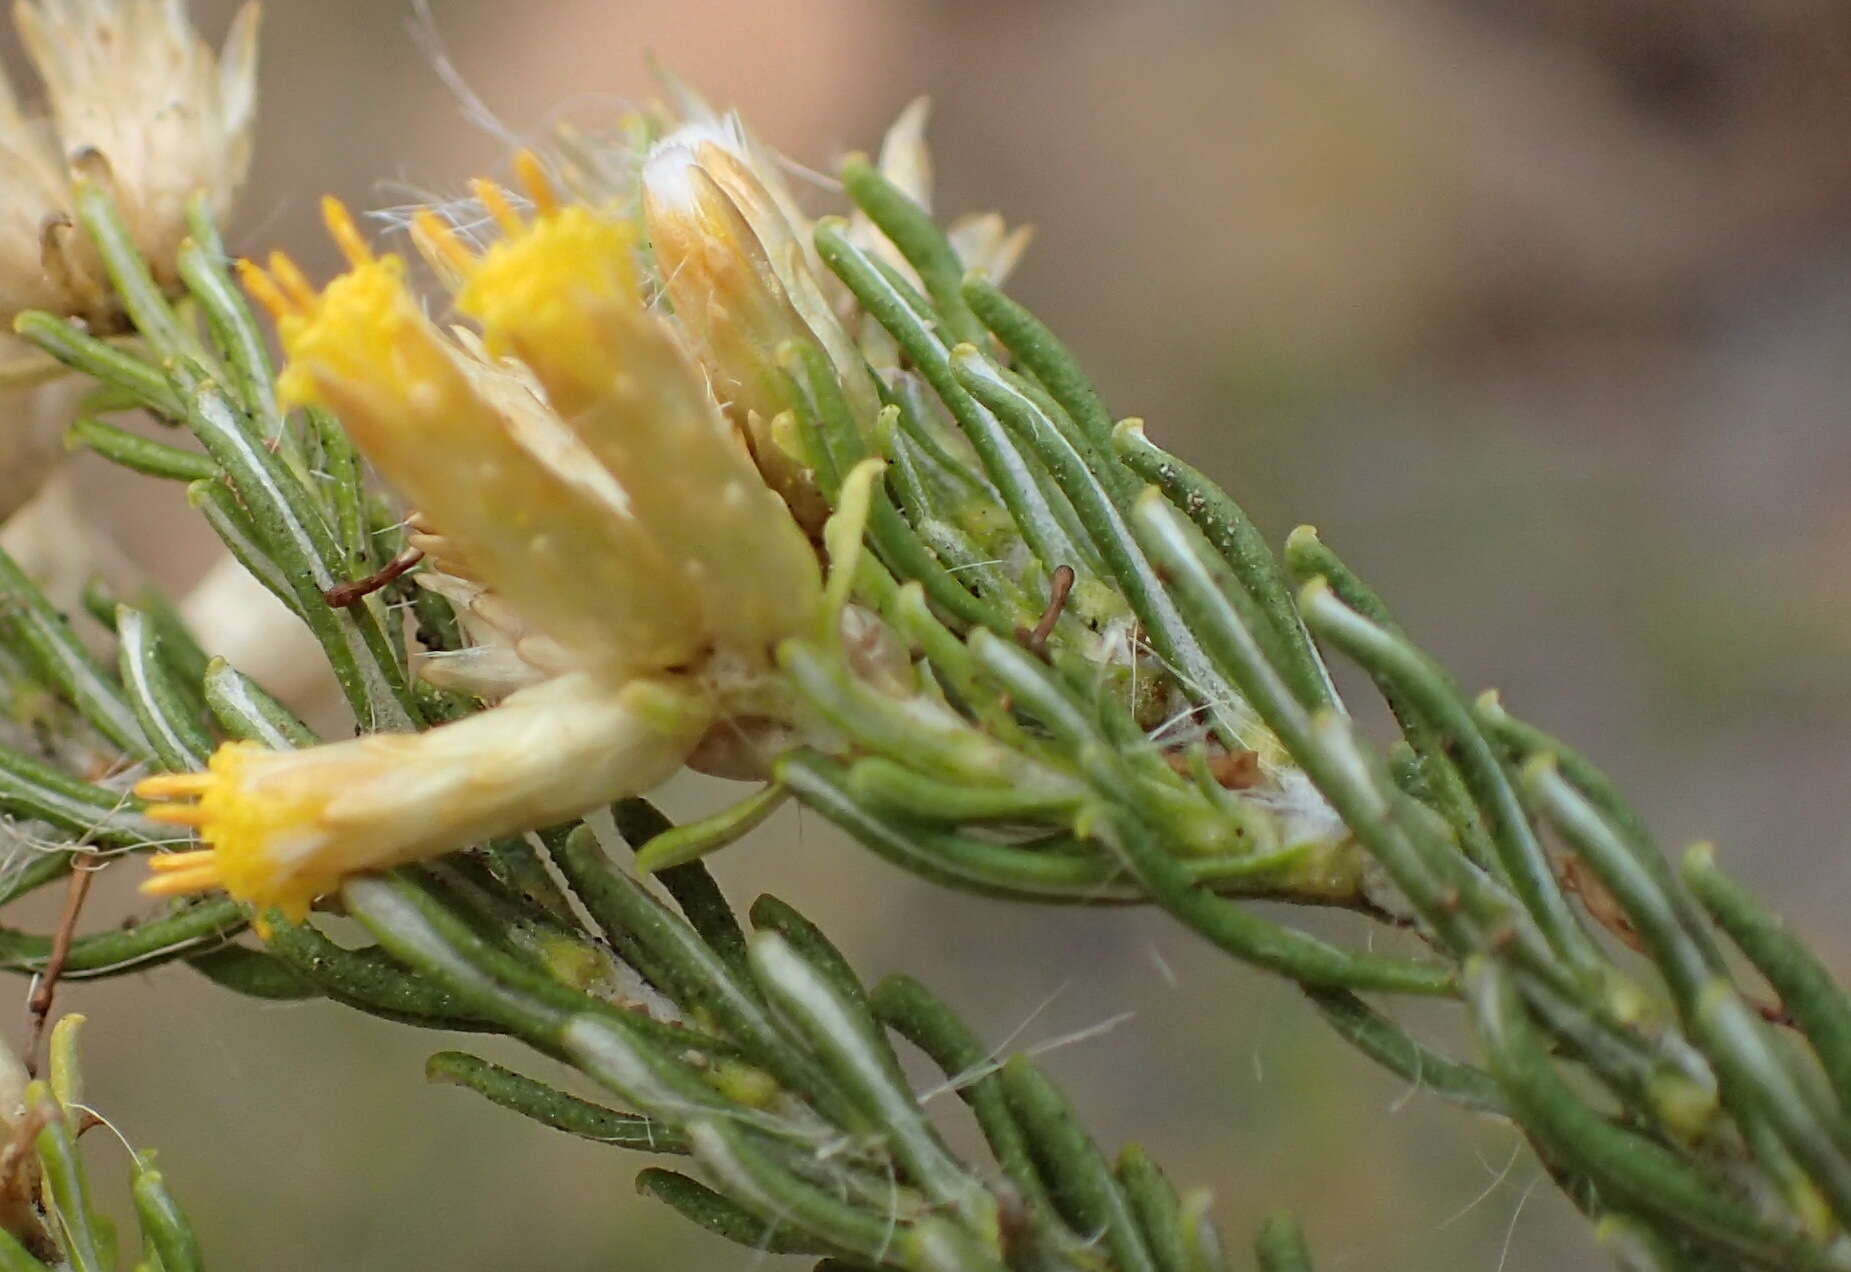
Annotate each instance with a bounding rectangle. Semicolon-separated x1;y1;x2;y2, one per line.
8;0;1851;1267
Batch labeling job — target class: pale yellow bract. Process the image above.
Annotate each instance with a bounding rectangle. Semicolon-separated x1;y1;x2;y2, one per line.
639;121;880;533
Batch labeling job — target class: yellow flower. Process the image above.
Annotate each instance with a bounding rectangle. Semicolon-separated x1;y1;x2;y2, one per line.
141;674;710;920
246;195;769;681
430;165;824;662
141;168;825;915
0;0;259;325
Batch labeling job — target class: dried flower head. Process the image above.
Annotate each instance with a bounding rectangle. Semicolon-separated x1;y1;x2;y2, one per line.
0;0;259;326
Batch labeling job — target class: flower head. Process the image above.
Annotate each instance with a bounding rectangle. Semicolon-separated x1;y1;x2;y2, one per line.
449;176;639;412
0;0;259;325
141;674;710;920
424;163;825;662
249;189;822;681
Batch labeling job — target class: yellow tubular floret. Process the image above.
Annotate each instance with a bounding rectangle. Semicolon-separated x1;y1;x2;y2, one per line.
410;208;475;281
137;674;714;920
267;251;318;312
234;257;292;323
239;199;709;675
143;850;224;898
453;192;639;416
446;187;822;655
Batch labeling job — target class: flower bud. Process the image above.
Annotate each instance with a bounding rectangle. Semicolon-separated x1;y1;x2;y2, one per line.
642;122;878;529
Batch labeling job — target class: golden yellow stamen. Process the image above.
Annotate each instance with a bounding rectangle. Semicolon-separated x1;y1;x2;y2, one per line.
145;849;218;872
470;178;525;235
129;742;334;918
236;259;294;321
142;869;223;897
268;252;317;310
514;150;558;218
321;195;373;267
410;209;477;278
135;772;215;799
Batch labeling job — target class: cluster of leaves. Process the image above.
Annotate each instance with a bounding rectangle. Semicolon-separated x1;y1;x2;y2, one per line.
778;160;1851;1272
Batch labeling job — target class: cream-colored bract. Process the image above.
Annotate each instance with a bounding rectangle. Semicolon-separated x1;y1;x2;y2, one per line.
641;121;879;532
